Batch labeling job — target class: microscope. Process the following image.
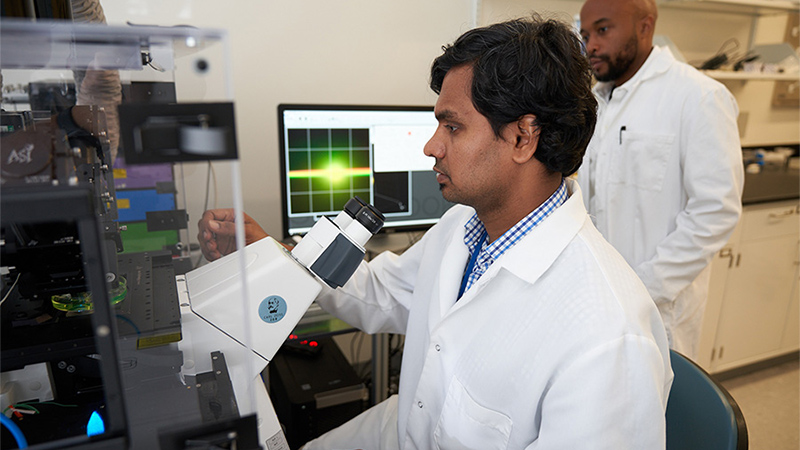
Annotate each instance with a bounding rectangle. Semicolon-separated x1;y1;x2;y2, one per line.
176;197;384;447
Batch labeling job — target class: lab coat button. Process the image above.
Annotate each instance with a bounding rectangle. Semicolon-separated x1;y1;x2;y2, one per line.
418;401;423;408
435;344;441;352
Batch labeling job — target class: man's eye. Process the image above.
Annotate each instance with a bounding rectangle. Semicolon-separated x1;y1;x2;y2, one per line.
445;125;458;133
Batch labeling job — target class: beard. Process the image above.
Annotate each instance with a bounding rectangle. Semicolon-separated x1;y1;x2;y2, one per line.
593;34;638;82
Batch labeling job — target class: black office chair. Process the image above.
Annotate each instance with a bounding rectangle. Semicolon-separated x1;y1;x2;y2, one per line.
665;350;749;450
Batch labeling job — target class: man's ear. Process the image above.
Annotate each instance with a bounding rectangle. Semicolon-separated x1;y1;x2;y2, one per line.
639;14;655;38
512;114;539;164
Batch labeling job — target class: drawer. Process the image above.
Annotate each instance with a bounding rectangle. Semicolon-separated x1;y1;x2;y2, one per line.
742;200;800;241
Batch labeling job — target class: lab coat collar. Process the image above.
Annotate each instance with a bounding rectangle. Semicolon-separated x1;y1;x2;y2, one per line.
435;215;471;313
595;45;675;100
495;178;587;286
436;180;587;311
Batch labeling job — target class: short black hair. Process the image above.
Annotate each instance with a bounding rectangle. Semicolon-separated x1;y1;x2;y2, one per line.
430;15;597;176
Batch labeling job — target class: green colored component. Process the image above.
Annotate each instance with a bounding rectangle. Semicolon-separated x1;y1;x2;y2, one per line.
293;317;356;336
137;332;183;349
120;222;179;254
51;276;128;313
51;292;93;312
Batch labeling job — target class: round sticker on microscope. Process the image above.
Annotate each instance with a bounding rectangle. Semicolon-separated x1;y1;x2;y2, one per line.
258;295;287;323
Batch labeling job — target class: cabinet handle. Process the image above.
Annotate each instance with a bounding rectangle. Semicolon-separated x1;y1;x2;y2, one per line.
719;346;724;359
768;209;795;220
735;253;741;268
719;248;734;268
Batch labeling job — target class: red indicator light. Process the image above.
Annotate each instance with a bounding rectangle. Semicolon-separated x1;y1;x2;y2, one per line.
300;340;308;345
309;341;318;347
289;334;298;340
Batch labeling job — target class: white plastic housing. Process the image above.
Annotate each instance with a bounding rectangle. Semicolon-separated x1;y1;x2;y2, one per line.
183;237;322;363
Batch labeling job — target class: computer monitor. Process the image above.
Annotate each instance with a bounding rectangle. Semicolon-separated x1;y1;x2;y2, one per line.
278;104;454;237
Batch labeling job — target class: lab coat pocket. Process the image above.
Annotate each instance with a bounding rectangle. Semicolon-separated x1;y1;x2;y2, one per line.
612;131;675;191
433;378;512;450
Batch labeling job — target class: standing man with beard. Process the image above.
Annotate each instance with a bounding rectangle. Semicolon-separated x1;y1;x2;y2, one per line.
578;0;744;358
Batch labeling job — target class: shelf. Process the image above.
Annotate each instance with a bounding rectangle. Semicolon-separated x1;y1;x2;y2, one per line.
703;70;800;80
659;0;800;15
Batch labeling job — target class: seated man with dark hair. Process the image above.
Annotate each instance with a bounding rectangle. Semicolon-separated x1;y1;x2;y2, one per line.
200;14;672;450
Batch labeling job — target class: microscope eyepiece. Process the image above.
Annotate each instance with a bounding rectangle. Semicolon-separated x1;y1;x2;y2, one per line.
355;204;384;235
343;196;368;219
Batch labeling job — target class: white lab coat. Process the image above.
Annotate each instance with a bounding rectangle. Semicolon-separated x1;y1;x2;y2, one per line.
304;180;672;450
577;46;744;357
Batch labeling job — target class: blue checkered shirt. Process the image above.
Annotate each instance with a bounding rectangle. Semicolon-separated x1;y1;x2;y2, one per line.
461;179;567;295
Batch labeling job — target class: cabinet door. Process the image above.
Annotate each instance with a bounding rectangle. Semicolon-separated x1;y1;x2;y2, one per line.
780;248;800;352
712;234;798;370
697;245;736;370
698;219;745;370
710;201;800;371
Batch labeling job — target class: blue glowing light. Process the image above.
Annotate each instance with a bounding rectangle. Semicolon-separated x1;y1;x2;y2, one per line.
87;411;105;437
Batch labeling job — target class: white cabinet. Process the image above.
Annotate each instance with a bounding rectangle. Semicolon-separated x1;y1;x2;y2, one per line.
781;272;800;349
699;200;800;373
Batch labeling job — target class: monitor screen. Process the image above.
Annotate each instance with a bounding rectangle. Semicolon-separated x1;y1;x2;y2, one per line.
278;104;455;237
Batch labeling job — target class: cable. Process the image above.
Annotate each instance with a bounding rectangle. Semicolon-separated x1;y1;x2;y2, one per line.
1;414;28;449
4;404;39;415
716;38;740;59
697;38;745;70
6;401;77;413
23;401;76;408
200;161;219;216
202;161;212;213
116;314;141;335
0;273;21;306
210;163;218;209
389;333;405;358
193;162;214;269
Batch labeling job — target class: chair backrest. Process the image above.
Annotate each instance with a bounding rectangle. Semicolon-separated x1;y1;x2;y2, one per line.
665;350;749;450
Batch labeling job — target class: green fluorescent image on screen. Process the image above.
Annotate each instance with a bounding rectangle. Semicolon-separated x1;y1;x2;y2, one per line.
287;128;372;214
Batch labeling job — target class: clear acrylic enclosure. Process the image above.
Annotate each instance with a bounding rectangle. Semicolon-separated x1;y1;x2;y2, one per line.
1;16;262;449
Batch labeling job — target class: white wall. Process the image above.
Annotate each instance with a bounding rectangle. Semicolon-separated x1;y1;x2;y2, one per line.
100;0;799;239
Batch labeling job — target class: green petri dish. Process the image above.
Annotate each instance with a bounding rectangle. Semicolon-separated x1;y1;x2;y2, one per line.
51;276;128;313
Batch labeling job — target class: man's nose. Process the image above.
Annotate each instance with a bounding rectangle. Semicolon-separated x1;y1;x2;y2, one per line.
423;132;443;159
